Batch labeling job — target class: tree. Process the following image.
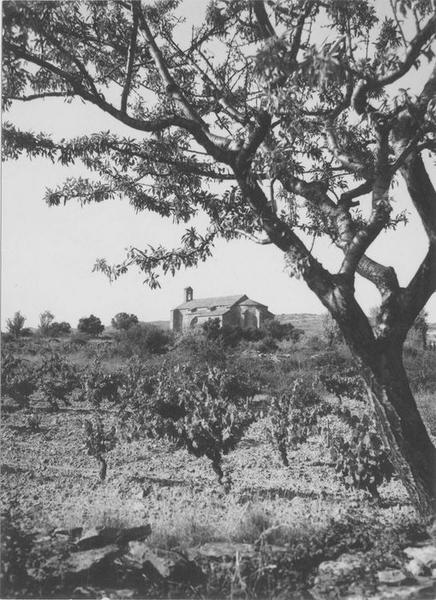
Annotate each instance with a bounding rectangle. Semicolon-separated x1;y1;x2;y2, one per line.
77;314;104;336
6;311;26;338
38;311;71;337
38;310;55;337
111;312;139;331
49;321;72;337
2;1;436;515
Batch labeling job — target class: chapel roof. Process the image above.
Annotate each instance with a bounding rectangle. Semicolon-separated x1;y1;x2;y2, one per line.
176;294;247;310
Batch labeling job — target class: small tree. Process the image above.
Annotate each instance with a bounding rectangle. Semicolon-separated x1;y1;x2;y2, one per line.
111;312;139;331
6;312;26;338
83;417;117;481
38;310;55;337
77;314;104;336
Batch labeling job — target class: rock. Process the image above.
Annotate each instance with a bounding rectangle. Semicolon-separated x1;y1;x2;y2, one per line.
54;526;83;540
317;552;366;581
407;558;428;577
101;589;137;598
404;545;436;569
65;544;120;574
373;581;436;599
124;541;204;584
432;567;436;578
71;586;97;598
187;542;255;561
377;569;408;585
75;525;151;551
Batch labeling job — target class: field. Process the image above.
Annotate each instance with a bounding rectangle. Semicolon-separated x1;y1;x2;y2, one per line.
2;325;436;599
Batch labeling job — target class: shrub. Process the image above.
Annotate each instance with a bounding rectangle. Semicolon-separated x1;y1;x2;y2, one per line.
35;353;80;411
49;321;71;337
120;363;258;485
115;323;171;356
268;377;327;466
111;312;139;331
172;330;226;366
319;371;394;498
1;352;36;408
320;368;366;402
26;412;42;432
151;365;258;484
69;331;90;346
327;415;394;498
77;314;104;336
261;319;303;342
255;336;278;353
322;313;344;347
80;359;122;405
83;417;117;481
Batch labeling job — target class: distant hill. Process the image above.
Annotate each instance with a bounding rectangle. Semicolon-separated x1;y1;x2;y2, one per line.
276;313;325;338
143;320;171;330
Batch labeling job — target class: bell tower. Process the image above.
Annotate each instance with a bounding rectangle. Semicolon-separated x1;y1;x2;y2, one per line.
184;286;193;302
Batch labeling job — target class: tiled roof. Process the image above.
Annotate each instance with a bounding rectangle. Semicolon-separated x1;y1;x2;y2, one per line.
176;294;247;310
238;298;267;308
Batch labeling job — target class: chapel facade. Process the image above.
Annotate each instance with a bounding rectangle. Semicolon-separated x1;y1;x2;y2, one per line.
170;287;274;332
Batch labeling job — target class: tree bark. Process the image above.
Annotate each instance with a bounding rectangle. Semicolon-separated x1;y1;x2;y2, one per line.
353;340;436;519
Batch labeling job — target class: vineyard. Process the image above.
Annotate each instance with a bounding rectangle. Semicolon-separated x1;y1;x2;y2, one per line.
2;331;436;599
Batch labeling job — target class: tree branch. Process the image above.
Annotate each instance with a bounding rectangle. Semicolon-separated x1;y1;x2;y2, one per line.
6;92;74;102
251;0;276;38
399;245;436;335
401;153;436;243
136;2;235;162
121;0;139;114
352;14;436;114
339;126;392;275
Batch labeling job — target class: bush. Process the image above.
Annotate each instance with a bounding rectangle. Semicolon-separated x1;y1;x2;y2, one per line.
327;415;394;498
115;323;172;356
319;371;394;498
268;377;327;466
153;365;259;484
48;321;71;337
120;363;258;485
80;359;122;405
254;336;278;353
1;352;36;408
77;314;104;336
261;319;303;342
111;312;139;331
172;330;226;366
35;353;80;410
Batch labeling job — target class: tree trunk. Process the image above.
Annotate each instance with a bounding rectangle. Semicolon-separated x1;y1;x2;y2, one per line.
358;343;436;519
97;455;107;481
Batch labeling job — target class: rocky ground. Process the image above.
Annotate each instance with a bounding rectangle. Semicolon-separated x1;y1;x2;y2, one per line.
2;399;436;599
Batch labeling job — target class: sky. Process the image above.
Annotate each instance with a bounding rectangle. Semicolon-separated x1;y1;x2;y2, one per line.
2;2;436;329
